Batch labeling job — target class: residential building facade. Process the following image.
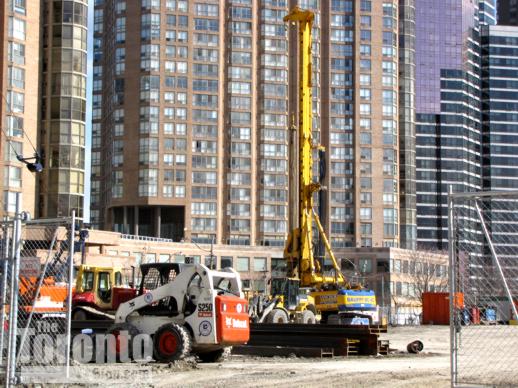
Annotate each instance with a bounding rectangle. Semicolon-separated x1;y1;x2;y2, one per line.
0;0;88;219
91;0;402;249
1;0;41;217
398;0;416;250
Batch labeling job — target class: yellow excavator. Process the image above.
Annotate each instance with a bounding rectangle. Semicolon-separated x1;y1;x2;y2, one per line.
251;7;377;325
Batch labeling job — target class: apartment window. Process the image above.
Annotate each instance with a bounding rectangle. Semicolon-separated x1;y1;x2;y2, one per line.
236;257;249;272
195;3;218;17
4;141;22;162
6;91;24;113
359;258;372;273
254;257;267;272
12;0;26;14
360;223;372;235
260;220;286;233
8;17;26;40
221;256;233;269
360;104;371;115
360;118;371;130
360;177;371;190
360;15;371;26
7;42;25;65
360;192;372;204
194;18;218;32
230;188;250;201
3;191;17;213
192;202;217;216
360;148;371;160
360;208;372;220
360;60;372;72
359;89;371;101
175;186;185;198
4;166;22;188
331;0;352;12
360;30;371;42
6;116;23;137
360;0;372;12
360;74;371;86
361;238;372;247
360;45;371;56
138;169;158;197
360;132;371;145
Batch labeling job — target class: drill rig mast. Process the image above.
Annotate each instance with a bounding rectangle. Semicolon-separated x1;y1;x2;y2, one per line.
283;7;347;289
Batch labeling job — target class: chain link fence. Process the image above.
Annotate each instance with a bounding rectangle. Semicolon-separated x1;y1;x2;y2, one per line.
0;195;75;386
449;190;518;387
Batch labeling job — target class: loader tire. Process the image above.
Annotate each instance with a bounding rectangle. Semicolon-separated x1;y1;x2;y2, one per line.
106;322;140;362
301;309;316;324
196;347;231;363
266;308;289;324
72;308;88;321
153;323;191;362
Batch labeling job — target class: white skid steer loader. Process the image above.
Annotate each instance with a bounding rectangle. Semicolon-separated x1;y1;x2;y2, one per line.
107;263;250;362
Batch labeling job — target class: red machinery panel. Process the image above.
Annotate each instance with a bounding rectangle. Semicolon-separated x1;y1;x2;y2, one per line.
215;295;250;345
112;287;138;310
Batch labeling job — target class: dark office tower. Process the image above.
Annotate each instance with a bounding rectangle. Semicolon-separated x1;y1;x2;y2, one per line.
497;0;518;25
481;25;518;255
398;0;416;250
414;1;487;251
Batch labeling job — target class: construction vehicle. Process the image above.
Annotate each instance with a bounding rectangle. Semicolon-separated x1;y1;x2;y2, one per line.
18;244;71;323
260;7;377;325
19;276;68;316
72;265;137;320
107;262;250;362
248;281;317;324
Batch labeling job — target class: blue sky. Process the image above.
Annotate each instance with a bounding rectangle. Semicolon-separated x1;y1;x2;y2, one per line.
84;2;94;221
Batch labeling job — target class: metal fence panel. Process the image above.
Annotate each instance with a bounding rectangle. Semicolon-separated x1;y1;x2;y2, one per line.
449;191;518;387
0;205;75;386
0;221;15;373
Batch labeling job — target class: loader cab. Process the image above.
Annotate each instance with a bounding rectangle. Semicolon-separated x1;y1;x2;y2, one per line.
73;265;133;311
271;277;300;310
138;263;185;295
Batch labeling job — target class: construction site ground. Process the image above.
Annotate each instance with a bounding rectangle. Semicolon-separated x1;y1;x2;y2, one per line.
55;325;451;387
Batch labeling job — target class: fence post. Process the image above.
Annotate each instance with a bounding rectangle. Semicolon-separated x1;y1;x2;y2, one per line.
65;211;75;378
7;193;22;386
447;185;457;387
0;223;11;365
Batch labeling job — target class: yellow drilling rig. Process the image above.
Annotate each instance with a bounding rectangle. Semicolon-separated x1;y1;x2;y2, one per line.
251;7;378;325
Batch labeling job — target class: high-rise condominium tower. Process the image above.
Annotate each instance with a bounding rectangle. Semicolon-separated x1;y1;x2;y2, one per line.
0;0;87;219
91;0;400;250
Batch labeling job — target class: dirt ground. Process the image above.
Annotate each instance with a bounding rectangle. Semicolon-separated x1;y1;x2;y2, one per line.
55;326;452;387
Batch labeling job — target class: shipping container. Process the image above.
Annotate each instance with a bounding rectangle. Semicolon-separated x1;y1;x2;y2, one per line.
422;292;464;325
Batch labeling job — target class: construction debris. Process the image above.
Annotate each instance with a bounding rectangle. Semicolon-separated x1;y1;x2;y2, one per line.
407;340;424;354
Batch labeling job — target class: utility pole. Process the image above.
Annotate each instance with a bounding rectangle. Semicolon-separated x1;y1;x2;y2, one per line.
210;236;215;269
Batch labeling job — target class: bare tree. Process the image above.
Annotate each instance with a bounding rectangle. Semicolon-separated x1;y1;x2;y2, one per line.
407;248;449;304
